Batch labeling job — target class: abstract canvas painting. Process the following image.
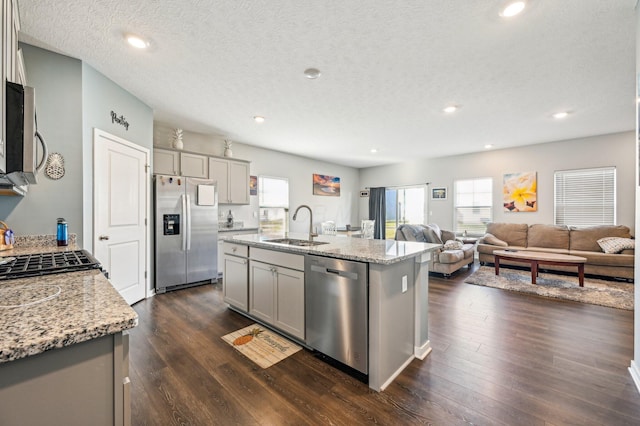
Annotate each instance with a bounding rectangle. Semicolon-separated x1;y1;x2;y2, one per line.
503;171;537;212
313;174;340;196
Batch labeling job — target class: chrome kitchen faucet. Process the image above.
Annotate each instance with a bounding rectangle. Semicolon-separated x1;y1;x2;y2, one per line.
292;205;317;242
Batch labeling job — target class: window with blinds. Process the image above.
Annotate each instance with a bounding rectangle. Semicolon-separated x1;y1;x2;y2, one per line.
554;167;616;227
454;177;493;235
258;176;289;236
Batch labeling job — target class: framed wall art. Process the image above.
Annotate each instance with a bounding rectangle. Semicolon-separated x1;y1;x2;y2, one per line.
503;171;537;212
313;174;340;196
431;187;447;200
249;175;257;195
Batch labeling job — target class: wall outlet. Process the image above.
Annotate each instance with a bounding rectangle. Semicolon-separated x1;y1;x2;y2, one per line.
402;275;407;293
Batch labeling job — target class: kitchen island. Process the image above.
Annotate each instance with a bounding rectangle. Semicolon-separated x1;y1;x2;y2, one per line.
0;245;138;426
222;233;440;391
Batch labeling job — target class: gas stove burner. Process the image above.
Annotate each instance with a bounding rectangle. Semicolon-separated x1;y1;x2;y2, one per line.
0;250;103;280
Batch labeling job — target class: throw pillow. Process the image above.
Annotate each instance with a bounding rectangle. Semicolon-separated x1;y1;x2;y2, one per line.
482;233;508;247
443;240;463;250
422;224;443;244
597;237;635;254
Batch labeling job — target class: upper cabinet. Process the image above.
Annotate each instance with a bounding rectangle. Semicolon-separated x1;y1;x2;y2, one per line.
180;152;208;178
152;147;250;205
153;149;179;176
209;157;249;204
0;0;21;174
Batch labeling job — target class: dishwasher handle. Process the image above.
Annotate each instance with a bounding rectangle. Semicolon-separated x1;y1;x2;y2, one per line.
310;264;359;280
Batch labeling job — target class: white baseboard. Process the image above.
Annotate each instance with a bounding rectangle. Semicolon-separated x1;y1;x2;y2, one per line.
629;360;640;394
415;340;432;360
378;355;415;392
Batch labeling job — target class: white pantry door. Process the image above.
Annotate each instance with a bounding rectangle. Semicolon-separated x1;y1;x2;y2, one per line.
93;129;149;305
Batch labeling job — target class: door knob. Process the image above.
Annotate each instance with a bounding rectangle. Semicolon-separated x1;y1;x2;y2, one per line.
99;235;110;241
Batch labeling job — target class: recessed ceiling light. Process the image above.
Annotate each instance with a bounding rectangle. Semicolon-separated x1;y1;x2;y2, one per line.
253;116;265;123
125;34;149;49
552;111;569;119
304;68;321;79
500;1;526;18
443;105;459;113
484;144;493;149
370;148;378;154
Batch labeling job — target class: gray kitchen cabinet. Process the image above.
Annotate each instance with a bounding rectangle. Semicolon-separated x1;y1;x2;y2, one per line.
180;152;208;178
209;157;250;204
0;331;131;426
153;148;179;175
218;229;257;278
223;241;249;312
249;248;305;340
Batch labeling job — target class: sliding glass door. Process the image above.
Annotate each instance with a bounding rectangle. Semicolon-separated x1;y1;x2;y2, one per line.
385;187;425;239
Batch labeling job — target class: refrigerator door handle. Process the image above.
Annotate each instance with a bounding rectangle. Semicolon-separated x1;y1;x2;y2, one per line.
181;193;187;251
186;193;192;251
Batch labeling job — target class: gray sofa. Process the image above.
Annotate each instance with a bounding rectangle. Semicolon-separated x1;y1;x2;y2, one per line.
477;223;635;281
395;224;475;277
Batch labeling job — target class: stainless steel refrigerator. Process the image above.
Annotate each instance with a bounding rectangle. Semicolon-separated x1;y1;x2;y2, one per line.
154;175;218;293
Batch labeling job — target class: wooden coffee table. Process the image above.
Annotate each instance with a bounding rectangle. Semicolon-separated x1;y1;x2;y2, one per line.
493;250;587;287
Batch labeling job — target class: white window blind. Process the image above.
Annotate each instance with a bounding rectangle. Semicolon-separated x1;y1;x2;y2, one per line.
454;177;493;235
554;167;616;227
258;176;289;236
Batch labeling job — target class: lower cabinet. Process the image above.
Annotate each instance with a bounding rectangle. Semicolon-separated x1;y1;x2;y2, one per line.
248;248;305;340
0;332;131;426
223;242;249;312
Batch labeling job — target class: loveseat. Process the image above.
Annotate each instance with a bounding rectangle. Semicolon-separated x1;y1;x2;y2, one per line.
477;223;635;281
395;224;475;277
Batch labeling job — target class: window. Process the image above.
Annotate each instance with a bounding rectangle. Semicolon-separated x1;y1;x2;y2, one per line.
385;187;425;239
258;176;289;236
554;167;615;227
454;178;493;235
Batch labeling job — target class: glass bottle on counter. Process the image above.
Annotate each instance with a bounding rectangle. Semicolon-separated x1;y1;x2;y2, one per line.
226;210;234;228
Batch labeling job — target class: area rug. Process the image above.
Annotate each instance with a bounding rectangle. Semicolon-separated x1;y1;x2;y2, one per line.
222;324;302;368
464;266;633;310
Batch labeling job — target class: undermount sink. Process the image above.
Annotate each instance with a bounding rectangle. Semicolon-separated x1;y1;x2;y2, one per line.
265;238;329;247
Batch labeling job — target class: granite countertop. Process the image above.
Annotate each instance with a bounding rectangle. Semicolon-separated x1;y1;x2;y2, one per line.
223;233;440;265
0;245;138;364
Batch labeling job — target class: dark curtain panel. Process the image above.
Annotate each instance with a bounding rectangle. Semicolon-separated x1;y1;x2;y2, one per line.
368;187;386;239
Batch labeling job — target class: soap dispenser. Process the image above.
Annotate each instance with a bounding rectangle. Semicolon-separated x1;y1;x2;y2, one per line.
57;218;68;246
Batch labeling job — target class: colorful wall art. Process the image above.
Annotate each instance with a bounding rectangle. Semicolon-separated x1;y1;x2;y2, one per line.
250;175;257;195
503;171;537;212
313;174;341;196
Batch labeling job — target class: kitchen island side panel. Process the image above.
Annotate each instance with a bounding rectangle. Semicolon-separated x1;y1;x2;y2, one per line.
368;258;416;391
0;333;128;426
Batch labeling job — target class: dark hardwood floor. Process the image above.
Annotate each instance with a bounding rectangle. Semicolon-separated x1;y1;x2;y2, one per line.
129;264;640;425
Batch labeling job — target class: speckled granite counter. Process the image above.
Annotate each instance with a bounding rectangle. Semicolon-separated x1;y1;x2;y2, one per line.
0;245;138;364
222;233;440;264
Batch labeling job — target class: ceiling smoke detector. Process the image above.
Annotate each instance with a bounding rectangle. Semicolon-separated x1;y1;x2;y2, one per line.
304;68;321;79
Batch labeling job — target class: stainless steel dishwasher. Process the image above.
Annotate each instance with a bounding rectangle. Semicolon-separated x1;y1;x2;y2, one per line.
305;254;368;374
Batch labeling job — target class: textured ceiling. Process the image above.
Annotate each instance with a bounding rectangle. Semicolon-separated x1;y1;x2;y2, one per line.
16;1;637;168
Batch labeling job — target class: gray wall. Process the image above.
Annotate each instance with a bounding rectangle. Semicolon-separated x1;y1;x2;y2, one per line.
0;44;83;238
359;131;636;234
0;44;153;249
154;124;360;234
81;63;153;249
